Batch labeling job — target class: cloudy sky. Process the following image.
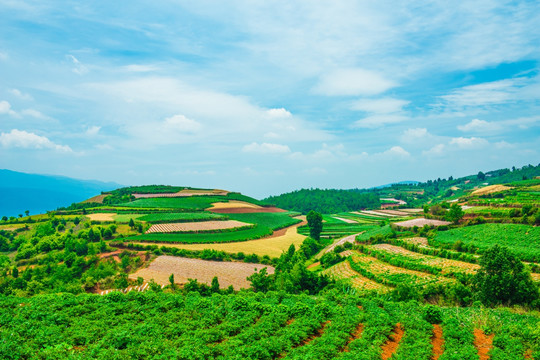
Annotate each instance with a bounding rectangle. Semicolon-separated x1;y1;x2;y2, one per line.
1;1;539;198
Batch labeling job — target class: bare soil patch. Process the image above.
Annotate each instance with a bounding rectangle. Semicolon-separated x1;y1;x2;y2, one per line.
129;255;274;289
432;324;444;360
82;194;107;203
394;218;451;228
146;220;251;233
86;213;116;221
381;323;404;360
474;329;494;360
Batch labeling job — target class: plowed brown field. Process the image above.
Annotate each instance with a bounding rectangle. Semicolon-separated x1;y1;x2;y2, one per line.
129;255;274;289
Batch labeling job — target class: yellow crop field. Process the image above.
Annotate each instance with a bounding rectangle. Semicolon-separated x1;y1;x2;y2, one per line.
471;184;512;195
86;213;116;221
133;223;306;257
208;200;262;209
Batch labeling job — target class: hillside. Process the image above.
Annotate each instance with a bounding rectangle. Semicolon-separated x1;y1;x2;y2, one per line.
265;163;540;212
0;165;539;359
0;169;121;217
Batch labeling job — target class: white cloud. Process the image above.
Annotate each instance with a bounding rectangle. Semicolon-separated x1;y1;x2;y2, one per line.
86;125;101;136
457;119;501;132
9;89;33;101
20;109;51;120
422;144;445;157
353;114;407;128
494;141;513;149
0;129;72;152
242;142;291;154
401;128;429;143
67;54;89;75
0;100;17;116
449;137;488;149
379;146;410;158
163;114;202;133
313;68;396;96
0;51;7;61
437;78;525;109
351;98;409;113
266;108;291;118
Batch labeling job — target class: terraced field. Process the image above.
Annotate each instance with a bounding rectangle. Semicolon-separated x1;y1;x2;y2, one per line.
322;261;390;292
349;252;453;287
367;243;480;274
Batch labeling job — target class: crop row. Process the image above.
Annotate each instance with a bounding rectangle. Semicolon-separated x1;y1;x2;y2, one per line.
1;293;537;359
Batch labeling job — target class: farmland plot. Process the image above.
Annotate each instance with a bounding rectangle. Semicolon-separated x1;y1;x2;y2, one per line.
368;244;479;275
133;221;307;257
129;255;274;289
322;261;390;292
349;252;452;287
145;220;251;233
394;218;451;228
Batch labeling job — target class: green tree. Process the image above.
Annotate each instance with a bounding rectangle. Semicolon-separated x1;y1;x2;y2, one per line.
447;203;464;224
247;267;272;292
211;276;220;293
474;245;539;306
128;218;135;228
24;210;29;217
169;273;175;288
306;210;323;240
477;171;486;181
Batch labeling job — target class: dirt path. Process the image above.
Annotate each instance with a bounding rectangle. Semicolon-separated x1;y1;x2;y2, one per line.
315;233;362;259
342;323;364;352
381;323;404;360
431;324;444;360
474;329;494;360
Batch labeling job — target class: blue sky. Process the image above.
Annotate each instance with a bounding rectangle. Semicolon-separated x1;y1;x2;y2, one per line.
0;1;539;199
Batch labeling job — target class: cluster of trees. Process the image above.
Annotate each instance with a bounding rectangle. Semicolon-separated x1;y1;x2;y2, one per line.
264;189;380;214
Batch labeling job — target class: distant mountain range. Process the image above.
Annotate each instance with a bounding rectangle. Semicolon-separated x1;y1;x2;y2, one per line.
0;169;121;217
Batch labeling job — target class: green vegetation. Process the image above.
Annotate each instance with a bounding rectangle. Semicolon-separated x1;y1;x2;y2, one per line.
2;165;540;359
474;245;539;306
307;210;323;240
432;223;540;262
264;189;380;214
1;293;538;359
127;225;273;244
120;196;225;210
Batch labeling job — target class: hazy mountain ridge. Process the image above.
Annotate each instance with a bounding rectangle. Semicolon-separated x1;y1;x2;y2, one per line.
0;169;121;217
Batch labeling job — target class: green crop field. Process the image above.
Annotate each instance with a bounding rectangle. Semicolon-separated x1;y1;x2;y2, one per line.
432;223;540;262
227;212;301;230
126;224;273;244
298;223;373;237
1;292;537;359
120;196;228;210
137;212;227;223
